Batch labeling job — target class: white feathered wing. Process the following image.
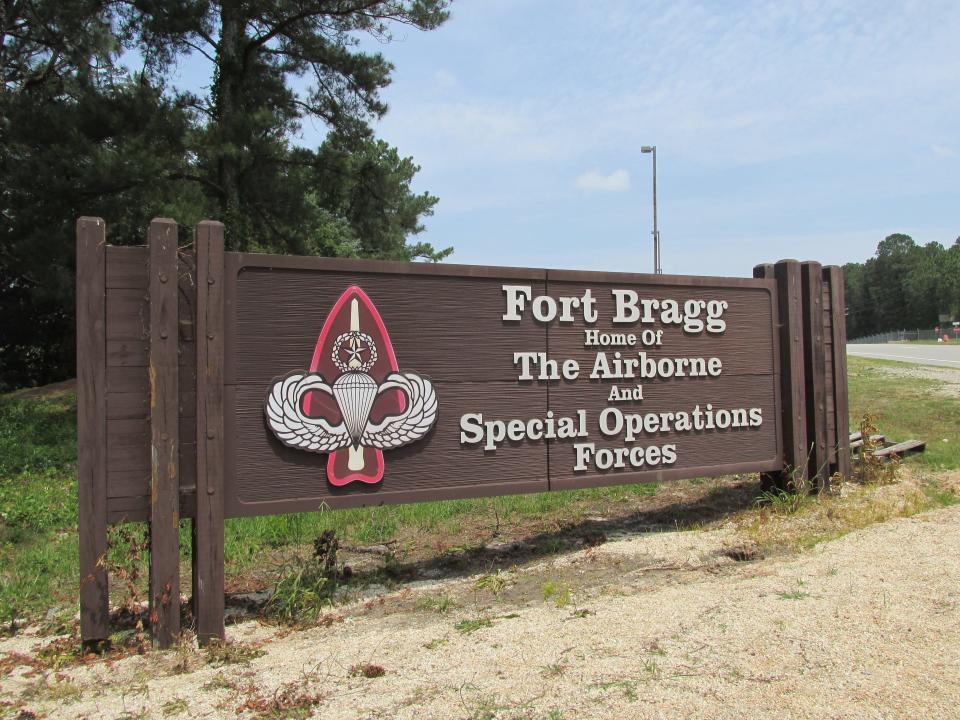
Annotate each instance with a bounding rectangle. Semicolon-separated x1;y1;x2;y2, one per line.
265;373;352;453
361;372;438;449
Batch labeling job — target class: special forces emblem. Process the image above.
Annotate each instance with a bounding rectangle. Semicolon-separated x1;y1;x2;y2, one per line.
265;286;438;486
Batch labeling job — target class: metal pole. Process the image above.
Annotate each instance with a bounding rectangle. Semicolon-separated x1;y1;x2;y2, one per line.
652;147;660;274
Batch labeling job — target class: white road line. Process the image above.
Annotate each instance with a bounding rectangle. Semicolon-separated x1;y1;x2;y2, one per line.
847;350;960;367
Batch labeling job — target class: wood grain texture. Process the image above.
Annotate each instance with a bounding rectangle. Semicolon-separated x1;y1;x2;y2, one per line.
825;266;852;480
192;221;226;645
148;219;180;648
821;282;836;465
76;217;109;648
105;245;148;289
753;264;779;491
801;262;829;488
105;248;197;507
228;266;547;385
773;260;808;489
107;489;196;524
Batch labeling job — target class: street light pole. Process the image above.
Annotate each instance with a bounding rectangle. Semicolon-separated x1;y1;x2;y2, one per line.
641;145;661;274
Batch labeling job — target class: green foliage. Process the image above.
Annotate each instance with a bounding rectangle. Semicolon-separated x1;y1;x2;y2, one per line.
0;389;78;566
0;389;79;620
754;488;806;516
263;552;337;625
0;390;77;479
0;0;452;390
263;530;347;624
844;234;960;338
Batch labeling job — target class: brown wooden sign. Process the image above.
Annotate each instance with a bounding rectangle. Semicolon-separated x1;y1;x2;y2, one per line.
76;217;851;649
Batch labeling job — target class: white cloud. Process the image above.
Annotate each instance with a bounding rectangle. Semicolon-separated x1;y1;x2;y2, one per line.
932;144;957;158
575;169;631;192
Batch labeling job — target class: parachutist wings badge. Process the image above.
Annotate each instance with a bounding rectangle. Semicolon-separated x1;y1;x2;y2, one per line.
264;286;438;487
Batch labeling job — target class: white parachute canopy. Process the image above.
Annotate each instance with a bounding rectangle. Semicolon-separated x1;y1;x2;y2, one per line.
332;372;378;444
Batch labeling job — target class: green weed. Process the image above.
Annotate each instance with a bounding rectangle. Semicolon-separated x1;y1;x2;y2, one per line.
415;594;456;613
455;617;493;635
540;663;567;677
263;531;348;624
592;678;639;702
754;487;806;515
779;580;810;600
542;581;571;608
22;676;83;703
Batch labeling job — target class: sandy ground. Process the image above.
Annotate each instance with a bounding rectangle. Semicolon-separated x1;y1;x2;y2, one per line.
4;503;960;719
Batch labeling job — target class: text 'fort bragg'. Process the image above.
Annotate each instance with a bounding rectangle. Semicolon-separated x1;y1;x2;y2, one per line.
458;284;764;473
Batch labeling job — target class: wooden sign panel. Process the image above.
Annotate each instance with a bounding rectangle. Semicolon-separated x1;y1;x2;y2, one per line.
76;216;851;648
221;254;781;516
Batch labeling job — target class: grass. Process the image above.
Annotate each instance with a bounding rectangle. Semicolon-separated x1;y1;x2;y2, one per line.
778;580;810;600
0;355;957;623
541;581;571;608
455;617;493;635
415;594;457;613
847;355;960;470
592;678;639;702
0;387;81;623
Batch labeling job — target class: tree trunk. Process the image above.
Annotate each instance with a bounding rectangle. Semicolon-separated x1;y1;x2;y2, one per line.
215;0;244;248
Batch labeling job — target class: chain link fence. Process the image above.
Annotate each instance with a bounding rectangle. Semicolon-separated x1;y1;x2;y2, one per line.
850;328;957;344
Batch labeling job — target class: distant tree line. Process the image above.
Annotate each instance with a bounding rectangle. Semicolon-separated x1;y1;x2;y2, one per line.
844;234;960;339
1;1;452;392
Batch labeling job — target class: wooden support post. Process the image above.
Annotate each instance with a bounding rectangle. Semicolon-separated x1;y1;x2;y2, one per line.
801;261;830;490
772;260;808;490
192;221;226;645
824;266;852;481
149;218;181;648
753;263;779;492
77;217;110;650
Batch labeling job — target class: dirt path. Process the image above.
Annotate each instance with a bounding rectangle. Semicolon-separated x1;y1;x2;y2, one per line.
5;502;960;719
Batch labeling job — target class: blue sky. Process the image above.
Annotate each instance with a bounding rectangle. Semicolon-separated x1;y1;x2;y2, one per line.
176;0;960;276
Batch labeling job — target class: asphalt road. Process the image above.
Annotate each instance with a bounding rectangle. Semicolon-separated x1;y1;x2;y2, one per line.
847;343;960;368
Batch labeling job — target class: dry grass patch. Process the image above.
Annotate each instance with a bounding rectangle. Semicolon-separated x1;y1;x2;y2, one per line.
204;639;266;667
738;468;956;551
20;675;83;704
348;662;386;678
